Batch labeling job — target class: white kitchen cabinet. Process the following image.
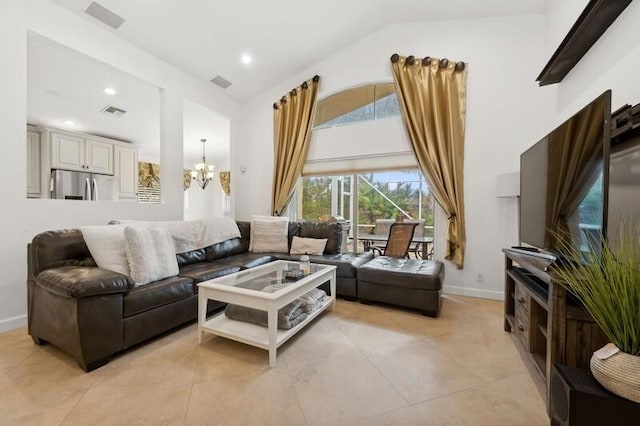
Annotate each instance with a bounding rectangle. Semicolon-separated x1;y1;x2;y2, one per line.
85;138;114;175
50;132;114;175
27;130;41;197
114;144;138;199
50;132;85;172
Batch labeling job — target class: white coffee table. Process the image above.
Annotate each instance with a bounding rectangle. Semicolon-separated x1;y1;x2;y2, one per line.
197;260;336;367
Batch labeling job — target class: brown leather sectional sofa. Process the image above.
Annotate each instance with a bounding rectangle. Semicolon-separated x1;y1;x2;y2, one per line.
27;221;373;371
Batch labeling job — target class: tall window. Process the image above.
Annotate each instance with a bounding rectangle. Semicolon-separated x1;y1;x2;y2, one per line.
313;83;400;130
297;169;434;252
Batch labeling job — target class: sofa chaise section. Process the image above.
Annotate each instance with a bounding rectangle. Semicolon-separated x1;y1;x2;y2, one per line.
357;257;445;317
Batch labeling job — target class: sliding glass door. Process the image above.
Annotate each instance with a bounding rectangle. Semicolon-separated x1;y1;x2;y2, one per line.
296;169;433;253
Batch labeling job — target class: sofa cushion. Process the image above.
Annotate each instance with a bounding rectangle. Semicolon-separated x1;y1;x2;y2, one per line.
123;276;194;317
357;257;444;291
178;262;242;286
206;238;247;261
273;252;374;279
287;222;301;248
176;248;207;267
124;226;179;285
29;229;95;277
299;221;342;254
213;253;275;269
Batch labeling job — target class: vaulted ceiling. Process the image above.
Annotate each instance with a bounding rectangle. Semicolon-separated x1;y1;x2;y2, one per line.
52;0;548;100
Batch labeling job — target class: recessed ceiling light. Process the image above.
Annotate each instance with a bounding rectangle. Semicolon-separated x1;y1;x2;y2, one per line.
104;87;116;95
64;120;75;126
241;54;252;65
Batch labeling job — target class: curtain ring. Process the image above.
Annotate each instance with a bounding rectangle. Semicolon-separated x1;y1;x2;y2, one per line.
422;57;431;66
406;55;415;65
312;75;320;82
455;62;466;72
273;103;278;110
280;96;286;104
291;88;297;96
302;81;308;89
390;53;400;63
439;58;449;68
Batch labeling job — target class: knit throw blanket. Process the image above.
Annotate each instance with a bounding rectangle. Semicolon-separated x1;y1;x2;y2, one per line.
112;217;241;254
225;299;307;330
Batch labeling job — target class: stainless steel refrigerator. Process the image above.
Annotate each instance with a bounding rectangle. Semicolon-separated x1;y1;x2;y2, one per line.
50;169;118;201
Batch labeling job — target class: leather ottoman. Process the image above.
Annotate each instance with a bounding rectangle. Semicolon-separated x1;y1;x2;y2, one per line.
356;257;444;317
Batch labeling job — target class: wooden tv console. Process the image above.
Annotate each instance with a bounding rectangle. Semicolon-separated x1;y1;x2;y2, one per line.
503;248;607;410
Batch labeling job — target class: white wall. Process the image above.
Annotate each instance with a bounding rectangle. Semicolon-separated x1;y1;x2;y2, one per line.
235;15;553;299
0;0;239;331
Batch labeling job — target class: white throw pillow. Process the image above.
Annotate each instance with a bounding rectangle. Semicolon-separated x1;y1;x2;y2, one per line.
250;215;289;253
124;226;179;285
80;224;130;276
290;236;327;255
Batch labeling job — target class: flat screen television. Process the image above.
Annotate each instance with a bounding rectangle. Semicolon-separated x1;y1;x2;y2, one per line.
520;90;611;253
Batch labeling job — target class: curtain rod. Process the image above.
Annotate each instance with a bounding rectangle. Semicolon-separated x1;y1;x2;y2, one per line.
391;53;465;71
273;75;320;109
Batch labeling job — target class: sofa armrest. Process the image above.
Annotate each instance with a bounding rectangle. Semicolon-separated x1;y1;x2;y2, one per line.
36;266;133;298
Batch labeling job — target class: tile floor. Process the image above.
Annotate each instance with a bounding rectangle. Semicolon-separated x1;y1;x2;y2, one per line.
0;295;549;425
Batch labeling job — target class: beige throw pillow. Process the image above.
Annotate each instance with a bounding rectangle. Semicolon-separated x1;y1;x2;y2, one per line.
250;215;289;253
80;224;130;276
290;236;327;255
124;226;179;285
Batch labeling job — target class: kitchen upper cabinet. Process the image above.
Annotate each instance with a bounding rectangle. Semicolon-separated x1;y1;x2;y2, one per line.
114;144;138;199
85;138;114;175
50;132;85;172
27;130;41;197
50;132;114;175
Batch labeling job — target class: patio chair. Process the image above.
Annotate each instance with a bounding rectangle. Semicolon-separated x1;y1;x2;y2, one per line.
376;222;418;258
371;218;395;253
404;219;425;259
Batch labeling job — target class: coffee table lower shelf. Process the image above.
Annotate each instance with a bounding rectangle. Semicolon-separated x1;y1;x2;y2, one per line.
201;297;333;354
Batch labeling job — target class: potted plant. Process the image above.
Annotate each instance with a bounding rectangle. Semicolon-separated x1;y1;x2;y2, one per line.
552;226;640;402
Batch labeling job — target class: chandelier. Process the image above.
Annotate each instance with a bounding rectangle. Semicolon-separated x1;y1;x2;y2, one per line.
191;138;215;189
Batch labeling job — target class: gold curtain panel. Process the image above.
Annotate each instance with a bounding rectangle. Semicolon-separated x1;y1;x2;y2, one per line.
183;169;192;191
272;75;320;216
219;171;231;196
390;54;467;268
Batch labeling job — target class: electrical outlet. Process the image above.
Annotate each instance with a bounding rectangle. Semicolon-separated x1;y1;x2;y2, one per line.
476;273;485;282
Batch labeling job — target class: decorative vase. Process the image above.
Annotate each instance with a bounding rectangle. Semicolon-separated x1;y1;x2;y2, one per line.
590;349;640;403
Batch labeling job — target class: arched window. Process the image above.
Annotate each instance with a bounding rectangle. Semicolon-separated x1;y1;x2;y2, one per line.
313;83;400;130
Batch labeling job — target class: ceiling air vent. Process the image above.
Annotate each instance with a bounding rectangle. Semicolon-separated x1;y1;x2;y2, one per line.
102;105;127;117
210;75;232;89
84;1;126;30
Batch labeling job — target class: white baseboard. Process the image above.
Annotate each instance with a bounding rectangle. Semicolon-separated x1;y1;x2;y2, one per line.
0;314;27;333
443;285;503;301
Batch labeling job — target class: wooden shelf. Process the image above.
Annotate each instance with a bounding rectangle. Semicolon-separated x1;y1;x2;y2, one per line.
506;314;515;330
537;322;548;339
532;352;546;378
536;0;632;86
202;297;333;350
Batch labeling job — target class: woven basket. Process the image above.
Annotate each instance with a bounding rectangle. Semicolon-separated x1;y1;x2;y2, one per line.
590;349;640;403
